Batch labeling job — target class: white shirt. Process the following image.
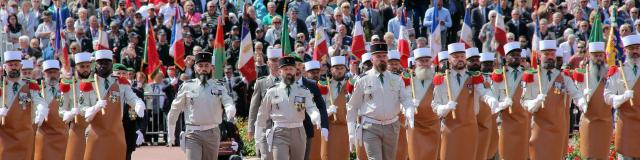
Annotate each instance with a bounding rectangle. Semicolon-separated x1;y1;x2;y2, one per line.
347;69;415;122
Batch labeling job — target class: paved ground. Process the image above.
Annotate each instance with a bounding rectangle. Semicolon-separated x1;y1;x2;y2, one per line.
132;146;259;160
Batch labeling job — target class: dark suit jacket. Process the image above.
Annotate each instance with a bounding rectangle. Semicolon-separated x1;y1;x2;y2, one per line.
124;87;144;152
301;77;329;138
506;19;528;40
471;7;492;47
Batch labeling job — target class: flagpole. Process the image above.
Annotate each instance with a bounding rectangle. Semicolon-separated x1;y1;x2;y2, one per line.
618;60;635;106
40;80;48;122
501;66;512;114
444;70;456;119
537;67;545;109
325;76;337;122
94;74;106;115
1;77;5;126
72;71;79;123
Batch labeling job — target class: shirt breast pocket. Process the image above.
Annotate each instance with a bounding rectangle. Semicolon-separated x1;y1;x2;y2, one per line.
186;91;200;106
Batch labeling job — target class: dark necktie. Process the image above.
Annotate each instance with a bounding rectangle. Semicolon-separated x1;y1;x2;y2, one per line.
286;85;291;96
50;86;56;97
12;83;18;96
104;78;110;90
456;73;462;85
421;80;425;87
634;65;638;76
513;69;519;82
596;65;602;81
336;81;342;92
547;71;553;82
379;74;384;85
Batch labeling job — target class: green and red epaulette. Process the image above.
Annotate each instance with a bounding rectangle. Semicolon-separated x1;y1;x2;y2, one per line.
117;77;130;85
79;79;94;92
401;72;411;87
28;80;40;90
562;68;573;77
522;69;537;83
470;72;484;85
607;65;619;78
432;73;445;85
317;80;329;95
490;69;504;83
572;68;586;83
59;78;73;93
346;78;355;94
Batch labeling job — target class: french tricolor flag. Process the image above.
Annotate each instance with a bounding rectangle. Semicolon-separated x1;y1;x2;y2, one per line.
313;16;329;61
351;3;366;60
397;7;410;68
460;6;473;48
493;7;508;56
429;0;442;67
170;8;185;70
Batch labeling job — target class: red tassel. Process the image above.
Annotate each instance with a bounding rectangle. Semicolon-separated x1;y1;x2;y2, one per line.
562;69;572;77
79;82;94;92
118;77;130;85
522;72;535;83
317;81;328;95
607;66;618;78
59;83;71;93
402;77;411;87
490;72;504;82
346;79;355;94
28;82;40;90
433;74;445;85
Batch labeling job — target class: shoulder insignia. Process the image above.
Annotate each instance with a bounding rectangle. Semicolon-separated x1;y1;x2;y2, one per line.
562;69;573;77
186;79;196;83
79;81;94;92
358;73;367;78
346;78;356;94
268;84;277;89
432;74;445;85
317;80;329;95
490;69;504;83
28;81;40;90
257;76;267;80
471;74;484;85
572;68;586;83
522;72;535;83
59;83;71;93
117;77;130;85
607;66;618;78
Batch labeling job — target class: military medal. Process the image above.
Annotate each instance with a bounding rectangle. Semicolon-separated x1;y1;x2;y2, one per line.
110;93;118;102
129;107;137;120
467;83;473;94
295;96;305;112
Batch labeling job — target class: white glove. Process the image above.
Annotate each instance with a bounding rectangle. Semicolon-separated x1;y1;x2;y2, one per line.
436;101;457;117
0;107;8;117
584;88;593;97
136;130;145;145
326;105;337;117
231;141;239;151
71;108;80;115
494;98;513;114
526;94;546;113
577;97;588;113
35;105;49;126
63;112;74;123
85;100;107;121
171;78;178;85
225;106;236;121
254;127;264;140
321;128;329;141
613;90;634;109
135;100;145;118
488;98;500;110
310;112;321;129
404;107;415;128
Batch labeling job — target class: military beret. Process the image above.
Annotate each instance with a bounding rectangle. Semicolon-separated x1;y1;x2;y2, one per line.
113;63;127;71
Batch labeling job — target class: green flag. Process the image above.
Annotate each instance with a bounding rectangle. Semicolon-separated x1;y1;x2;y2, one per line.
214;18;226;79
589;7;604;42
281;3;294;58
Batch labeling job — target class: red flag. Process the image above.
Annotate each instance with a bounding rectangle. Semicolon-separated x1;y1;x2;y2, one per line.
144;19;161;82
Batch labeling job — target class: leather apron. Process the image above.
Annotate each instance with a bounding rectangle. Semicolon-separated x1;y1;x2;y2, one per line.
529;75;567;160
579;79;613;159
615;77;640;157
498;85;530;160
407;84;440;160
0;85;34;160
440;78;478;160
34;96;68;160
65;115;89;160
395;112;408;160
321;87;350;160
487;114;499;158
83;84;126;160
476;82;493;160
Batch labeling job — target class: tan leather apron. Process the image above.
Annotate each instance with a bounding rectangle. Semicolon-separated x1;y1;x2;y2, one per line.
65;115;88;160
529;75;567;160
476;82;493;160
440;79;478;160
615;77;640;157
34;96;69;160
83;85;126;160
310;128;322;160
395;113;408;160
579;79;613;159
498;85;530;160
407;84;440;160
0;85;34;160
321;87;350;160
487;114;499;159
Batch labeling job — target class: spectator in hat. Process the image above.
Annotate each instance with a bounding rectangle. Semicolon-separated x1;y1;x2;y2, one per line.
36;11;54;49
121;41;143;71
253;28;269;51
157;30;174;67
183;32;196;56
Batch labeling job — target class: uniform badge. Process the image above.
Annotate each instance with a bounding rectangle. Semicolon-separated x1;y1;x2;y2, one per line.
366;85;373;100
110;92;119;102
211;89;222;96
79;93;85;105
467;83;474;94
19;93;31;110
294;96;306;112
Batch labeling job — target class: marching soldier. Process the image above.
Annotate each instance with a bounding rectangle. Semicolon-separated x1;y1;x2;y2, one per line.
350;52;370;160
248;47;282;160
302;60;329;160
387;50;404;74
405;48;440;160
82;50;145;160
478;52;502;160
604;35;639;159
21;59;36;80
496;42;531;160
255;56;322;160
521;40;586;159
437;51;449;71
346;43;416;160
167;52;236;160
0;51;48;159
387;49;409;160
34;60;69;160
431;44;509;160
575;42;613;159
319;56;350;160
63;52;95;160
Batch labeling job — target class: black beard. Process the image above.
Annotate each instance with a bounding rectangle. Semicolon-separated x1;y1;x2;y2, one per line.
7;70;20;78
375;62;387;72
543;59;556;69
78;71;91;79
453;61;466;70
197;73;212;85
283;74;295;85
333;74;345;81
468;63;481;72
508;61;521;68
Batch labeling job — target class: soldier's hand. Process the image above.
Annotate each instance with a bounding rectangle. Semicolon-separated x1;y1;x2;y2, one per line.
321;128;329;141
326;105;338;117
0;107;7;117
